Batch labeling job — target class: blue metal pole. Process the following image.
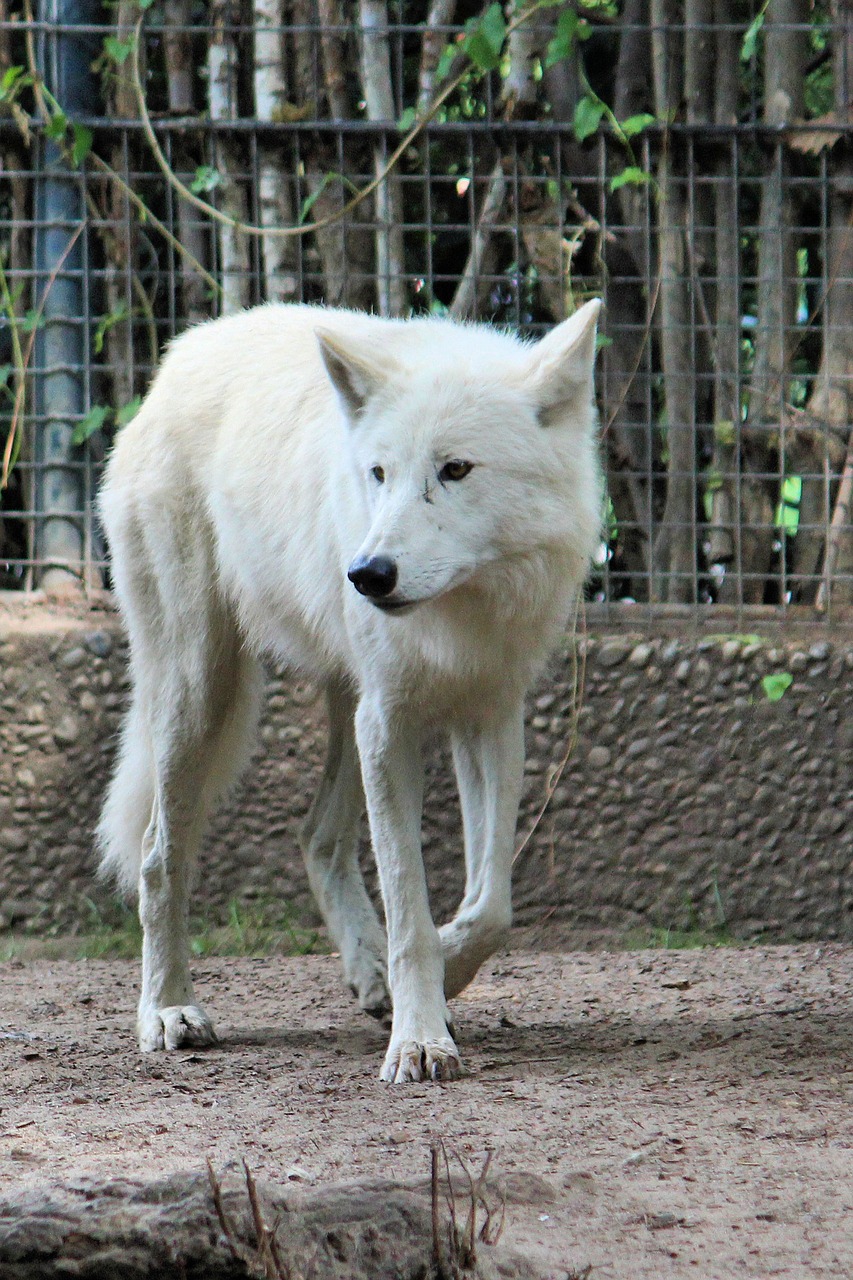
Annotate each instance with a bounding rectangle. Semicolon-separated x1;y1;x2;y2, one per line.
33;0;100;590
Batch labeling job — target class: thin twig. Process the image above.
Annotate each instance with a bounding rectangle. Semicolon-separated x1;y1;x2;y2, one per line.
1;223;84;489
206;1158;243;1261
430;1140;444;1274
513;596;586;864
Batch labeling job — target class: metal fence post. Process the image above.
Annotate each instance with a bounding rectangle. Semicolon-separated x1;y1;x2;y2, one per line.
32;0;99;591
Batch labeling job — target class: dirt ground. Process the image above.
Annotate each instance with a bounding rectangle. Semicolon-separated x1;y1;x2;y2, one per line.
2;938;852;1279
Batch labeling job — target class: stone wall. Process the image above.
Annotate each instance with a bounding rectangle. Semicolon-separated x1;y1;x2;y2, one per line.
1;596;851;941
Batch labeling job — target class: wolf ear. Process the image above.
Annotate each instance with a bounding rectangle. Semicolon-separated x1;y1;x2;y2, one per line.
316;328;399;421
526;299;601;423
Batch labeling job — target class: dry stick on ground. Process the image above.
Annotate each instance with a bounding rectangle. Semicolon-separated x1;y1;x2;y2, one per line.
243;1159;292;1280
205;1157;244;1263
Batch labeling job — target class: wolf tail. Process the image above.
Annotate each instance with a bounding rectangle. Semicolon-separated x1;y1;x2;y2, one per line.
96;693;155;896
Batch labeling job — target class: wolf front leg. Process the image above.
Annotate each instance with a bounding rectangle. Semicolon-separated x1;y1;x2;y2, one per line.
301;682;389;1018
440;706;526;998
354;698;461;1083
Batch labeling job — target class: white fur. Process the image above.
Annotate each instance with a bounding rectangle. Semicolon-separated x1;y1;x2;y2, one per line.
97;300;602;1082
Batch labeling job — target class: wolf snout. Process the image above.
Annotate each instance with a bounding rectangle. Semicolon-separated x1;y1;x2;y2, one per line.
348;554;398;600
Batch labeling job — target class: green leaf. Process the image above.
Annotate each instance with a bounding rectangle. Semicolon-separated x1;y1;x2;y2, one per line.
103;35;134;64
544;9;579;68
72;404;110;446
714;418;736;447
21;309;45;333
0;66;31;101
761;672;793;703
462;3;506;72
619;112;656;139
397;106;417;133
190;165;222;194
573;95;605;142
71;123;93;167
609;165;652;192
299;170;357;224
45;111;68;141
741;5;767;62
435;41;459;83
0;363;12;386
115;395;142;428
93;301;130;355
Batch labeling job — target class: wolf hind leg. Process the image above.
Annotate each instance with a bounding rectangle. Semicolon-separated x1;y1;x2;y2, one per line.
301;682;389;1018
134;628;262;1051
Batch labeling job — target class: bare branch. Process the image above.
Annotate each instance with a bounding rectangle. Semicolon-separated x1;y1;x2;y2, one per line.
449;161;507;320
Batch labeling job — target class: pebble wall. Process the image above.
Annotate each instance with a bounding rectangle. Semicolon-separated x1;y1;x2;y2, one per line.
1;598;851;941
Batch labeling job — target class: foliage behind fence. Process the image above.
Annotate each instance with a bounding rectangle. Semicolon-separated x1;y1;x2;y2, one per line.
1;0;852;617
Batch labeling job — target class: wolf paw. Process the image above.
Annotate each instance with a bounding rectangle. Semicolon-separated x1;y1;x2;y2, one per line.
344;940;390;1021
138;1004;218;1053
380;1035;464;1084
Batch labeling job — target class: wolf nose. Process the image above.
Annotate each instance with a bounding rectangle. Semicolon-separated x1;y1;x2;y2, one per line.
348;555;398;599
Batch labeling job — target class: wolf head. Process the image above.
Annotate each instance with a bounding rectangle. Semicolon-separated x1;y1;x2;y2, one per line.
316;301;602;617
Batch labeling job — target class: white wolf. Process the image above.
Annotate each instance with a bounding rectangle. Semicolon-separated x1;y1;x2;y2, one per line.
97;300;602;1083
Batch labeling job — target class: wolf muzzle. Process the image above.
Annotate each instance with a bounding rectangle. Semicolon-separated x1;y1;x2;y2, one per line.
348;555;398;600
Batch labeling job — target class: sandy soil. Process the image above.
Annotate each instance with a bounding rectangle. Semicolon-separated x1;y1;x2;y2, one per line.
2;941;851;1279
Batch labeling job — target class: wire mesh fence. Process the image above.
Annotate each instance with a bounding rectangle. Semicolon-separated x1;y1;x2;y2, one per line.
1;1;852;619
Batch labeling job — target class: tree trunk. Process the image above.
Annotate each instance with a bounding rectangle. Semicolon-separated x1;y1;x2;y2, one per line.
715;0;808;602
706;0;742;574
104;0;139;411
317;0;350;121
650;0;697;602
450;159;507;319
164;0;210;323
0;6;31;579
418;0;456;116
253;0;299;302
603;0;657;597
208;0;251;315
288;0;375;309
0;1168;527;1279
791;0;853;607
358;0;408;315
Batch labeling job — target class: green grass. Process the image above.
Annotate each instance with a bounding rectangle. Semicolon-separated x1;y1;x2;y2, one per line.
622;923;739;951
0;897;327;963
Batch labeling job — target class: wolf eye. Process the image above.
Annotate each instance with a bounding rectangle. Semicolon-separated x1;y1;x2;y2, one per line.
370;465;385;484
439;460;473;482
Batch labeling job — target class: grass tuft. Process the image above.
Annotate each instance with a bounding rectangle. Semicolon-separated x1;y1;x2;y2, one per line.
0;896;326;962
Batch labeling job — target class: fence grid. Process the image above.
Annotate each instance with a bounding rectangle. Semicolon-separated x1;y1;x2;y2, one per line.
1;3;852;621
